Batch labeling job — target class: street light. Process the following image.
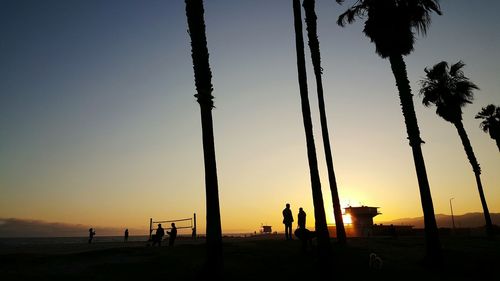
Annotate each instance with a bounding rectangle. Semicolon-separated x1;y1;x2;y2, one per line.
449;197;456;231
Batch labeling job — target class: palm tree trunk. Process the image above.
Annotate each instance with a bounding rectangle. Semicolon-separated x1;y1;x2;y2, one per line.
303;0;346;245
388;54;442;263
185;0;223;275
454;120;493;236
292;0;331;259
488;123;500;151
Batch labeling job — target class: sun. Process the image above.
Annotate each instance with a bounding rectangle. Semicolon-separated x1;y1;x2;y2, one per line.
342;213;352;225
326;211;352;225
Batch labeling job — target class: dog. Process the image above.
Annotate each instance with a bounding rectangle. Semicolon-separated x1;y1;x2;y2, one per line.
294;228;316;251
369;252;383;269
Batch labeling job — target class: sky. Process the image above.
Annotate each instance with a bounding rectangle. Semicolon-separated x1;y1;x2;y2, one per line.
1;0;499;235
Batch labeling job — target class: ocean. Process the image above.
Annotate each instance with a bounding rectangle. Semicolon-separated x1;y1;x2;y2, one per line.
0;235;150;246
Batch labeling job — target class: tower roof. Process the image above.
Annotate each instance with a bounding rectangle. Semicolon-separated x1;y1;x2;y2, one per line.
344;206;381;217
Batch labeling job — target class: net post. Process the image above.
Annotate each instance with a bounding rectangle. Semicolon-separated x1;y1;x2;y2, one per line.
149;218;153;240
192;213;197;240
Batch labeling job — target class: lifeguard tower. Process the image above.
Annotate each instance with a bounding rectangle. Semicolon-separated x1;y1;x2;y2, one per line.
260;224;272;234
344;206;380;236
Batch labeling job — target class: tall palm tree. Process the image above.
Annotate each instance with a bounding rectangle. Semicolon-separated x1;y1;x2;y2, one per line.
475;104;500;151
185;0;223;275
292;0;331;259
336;0;443;262
419;61;494;237
303;0;346;244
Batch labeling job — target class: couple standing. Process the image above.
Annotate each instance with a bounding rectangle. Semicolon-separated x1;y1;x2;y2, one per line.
152;223;178;247
282;203;306;240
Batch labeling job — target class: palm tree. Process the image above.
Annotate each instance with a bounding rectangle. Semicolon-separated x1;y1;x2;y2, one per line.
292;0;331;259
336;0;442;262
185;0;223;275
475;104;500;151
419;61;494;237
303;0;346;244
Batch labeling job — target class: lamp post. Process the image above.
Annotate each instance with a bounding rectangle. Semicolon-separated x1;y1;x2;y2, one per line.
449;197;456;231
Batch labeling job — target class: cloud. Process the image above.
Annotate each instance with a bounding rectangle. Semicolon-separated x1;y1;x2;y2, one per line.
0;218;144;237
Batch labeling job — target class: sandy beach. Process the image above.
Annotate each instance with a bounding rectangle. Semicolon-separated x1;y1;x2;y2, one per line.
1;235;499;281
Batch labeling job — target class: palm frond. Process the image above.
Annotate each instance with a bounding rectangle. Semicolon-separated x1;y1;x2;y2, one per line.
419;60;478;122
336;0;441;57
455;80;478;105
421;0;443;15
337;5;365;26
412;12;432;36
449;60;465;77
475;104;500;134
475;104;496;119
407;0;442;36
424;61;448;80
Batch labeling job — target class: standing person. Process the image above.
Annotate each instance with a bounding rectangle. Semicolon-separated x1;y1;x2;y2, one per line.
167;223;178;247
88;228;96;244
124;229;129;242
152;224;165;247
298;207;306;229
282;203;294;240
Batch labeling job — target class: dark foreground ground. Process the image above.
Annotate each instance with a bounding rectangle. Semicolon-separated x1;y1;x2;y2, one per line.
1;235;498;281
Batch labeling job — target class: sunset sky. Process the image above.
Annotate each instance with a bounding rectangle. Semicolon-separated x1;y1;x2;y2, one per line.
1;0;499;235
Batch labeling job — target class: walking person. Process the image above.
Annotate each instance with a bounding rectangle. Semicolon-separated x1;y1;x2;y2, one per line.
88;228;96;244
124;228;129;242
282;203;294;240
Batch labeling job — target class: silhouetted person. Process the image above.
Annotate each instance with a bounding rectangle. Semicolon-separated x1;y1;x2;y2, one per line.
282;203;294;240
297;207;306;229
152;224;165;246
124;228;129;242
294;227;316;252
88;228;96;244
167;223;177;247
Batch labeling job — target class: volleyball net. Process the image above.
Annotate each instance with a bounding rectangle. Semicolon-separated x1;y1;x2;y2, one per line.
149;213;197;239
